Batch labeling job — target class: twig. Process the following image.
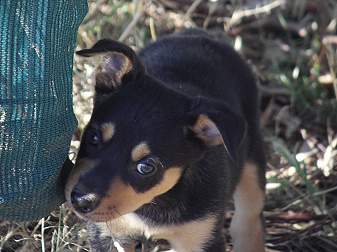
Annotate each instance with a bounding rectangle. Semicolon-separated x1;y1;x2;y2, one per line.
149;17;157;41
258;85;290;96
41;218;45;252
280;185;337;211
203;1;218;29
323;36;337;99
118;0;145;42
183;0;203;22
225;0;286;30
82;0;106;25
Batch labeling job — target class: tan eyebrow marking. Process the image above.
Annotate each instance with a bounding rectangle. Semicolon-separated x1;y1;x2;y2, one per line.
101;122;115;142
131;142;151;162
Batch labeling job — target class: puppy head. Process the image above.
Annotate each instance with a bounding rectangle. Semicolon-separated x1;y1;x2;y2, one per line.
66;39;246;222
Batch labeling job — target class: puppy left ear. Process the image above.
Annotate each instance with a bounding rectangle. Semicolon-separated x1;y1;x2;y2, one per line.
76;39;144;95
188;98;247;162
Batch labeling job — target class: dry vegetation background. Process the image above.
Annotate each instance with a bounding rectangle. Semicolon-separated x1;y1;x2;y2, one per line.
1;0;337;251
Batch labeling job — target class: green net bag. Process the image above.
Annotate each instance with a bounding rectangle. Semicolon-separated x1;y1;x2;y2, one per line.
0;0;87;221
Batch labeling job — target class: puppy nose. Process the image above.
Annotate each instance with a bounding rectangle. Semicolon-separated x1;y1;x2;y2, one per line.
70;188;100;214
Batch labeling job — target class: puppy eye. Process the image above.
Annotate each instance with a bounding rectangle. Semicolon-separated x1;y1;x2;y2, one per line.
136;157;161;176
136;163;156;175
87;131;101;146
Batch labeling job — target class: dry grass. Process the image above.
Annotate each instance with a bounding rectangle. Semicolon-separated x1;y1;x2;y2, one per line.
1;0;336;251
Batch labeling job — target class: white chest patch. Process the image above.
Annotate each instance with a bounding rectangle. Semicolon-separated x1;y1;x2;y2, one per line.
97;213;217;252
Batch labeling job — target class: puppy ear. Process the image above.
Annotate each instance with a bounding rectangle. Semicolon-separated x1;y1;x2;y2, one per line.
76;39;144;95
188;97;246;162
191;114;225;146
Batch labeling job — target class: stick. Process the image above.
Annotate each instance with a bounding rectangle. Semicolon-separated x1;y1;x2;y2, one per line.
119;0;145;42
183;0;203;22
225;0;286;29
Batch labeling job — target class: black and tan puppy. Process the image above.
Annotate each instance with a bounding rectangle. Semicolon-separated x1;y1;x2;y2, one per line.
65;29;266;252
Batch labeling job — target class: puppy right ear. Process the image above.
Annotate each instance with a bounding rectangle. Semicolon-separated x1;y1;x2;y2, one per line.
76;39;144;95
187;97;247;163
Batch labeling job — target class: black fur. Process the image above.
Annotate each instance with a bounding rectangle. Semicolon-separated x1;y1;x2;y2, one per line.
71;29;266;251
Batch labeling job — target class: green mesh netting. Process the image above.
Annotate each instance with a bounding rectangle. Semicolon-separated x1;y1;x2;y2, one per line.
0;0;88;221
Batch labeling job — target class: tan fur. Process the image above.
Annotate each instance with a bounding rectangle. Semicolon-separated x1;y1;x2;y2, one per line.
87;167;182;222
131;142;151;162
161;216;217;252
101;122;115;142
191;114;224;145
99;213;217;252
230;162;265;252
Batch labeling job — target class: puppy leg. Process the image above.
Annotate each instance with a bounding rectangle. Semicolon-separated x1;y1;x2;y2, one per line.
230;162;265;252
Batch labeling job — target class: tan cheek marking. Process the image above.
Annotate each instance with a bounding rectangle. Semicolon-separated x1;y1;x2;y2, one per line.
65;159;97;206
230;161;265;252
131;142;151;162
92;167;182;219
101;122;115;142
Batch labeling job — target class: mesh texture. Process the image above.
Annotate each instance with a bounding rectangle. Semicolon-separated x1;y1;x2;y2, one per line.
0;0;87;221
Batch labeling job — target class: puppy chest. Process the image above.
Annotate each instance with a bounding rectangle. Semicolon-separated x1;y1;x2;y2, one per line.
95;213;147;239
93;213;217;251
